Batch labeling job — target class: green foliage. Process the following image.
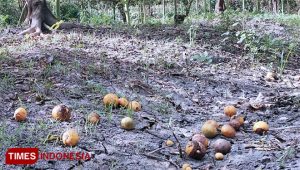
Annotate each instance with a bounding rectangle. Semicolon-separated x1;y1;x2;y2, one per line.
80;10;114;26
60;3;80;21
0;0;19;26
0;15;11;27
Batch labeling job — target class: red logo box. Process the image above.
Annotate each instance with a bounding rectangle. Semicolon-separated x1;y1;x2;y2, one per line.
5;148;39;165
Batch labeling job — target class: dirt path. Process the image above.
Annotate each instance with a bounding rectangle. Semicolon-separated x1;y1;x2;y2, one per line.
0;24;299;170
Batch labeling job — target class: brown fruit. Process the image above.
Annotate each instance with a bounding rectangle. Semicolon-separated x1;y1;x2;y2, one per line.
215;152;224;160
201;124;217;138
253;121;269;135
237;116;245;126
87;112;100;124
62;129;80;147
182;163;192;170
121;117;135;130
166;139;174;147
118;97;129;107
204;120;219;128
52;104;71;121
229;119;241;131
224;105;237;117
213;139;231;154
265;72;278;82
14;107;27;121
191;134;209;148
185;141;206;160
127;101;141;112
221;124;236;138
103;93;119;107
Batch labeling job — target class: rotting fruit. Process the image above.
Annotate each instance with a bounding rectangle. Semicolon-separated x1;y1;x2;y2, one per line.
127;101;141;112
201;123;217;138
215;152;224;160
229;119;241;131
224;105;237;117
103;93;119;107
87;112;100;124
62;129;80;147
14;107;27;121
221;124;236;138
191;134;209;148
213;139;231;154
121;117;135;130
185;140;206;160
236;116;245;126
253;121;269;135
118;97;129;108
52;104;71;121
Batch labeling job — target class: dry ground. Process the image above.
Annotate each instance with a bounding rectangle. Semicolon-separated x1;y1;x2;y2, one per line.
0;19;299;170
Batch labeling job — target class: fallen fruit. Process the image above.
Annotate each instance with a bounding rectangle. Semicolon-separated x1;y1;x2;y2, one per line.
221;124;236;138
224;105;237;117
121;117;135;130
127;101;141;112
215;152;224;160
229;119;241;131
265;72;278;82
204;120;219;128
237;116;245;126
185;140;206;160
166;139;174;147
201;123;217;138
103;93;119;107
118;97;129;107
62;129;80;147
87;112;100;124
14;107;27;121
52;104;71;121
191;134;209;148
213;139;231;154
182;163;192;170
253;121;269;135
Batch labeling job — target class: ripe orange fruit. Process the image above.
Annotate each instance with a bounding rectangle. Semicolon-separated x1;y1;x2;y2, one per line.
14;107;27;121
62;129;80;146
127;101;141;112
224;105;237;117
118;97;129;107
221;124;236;138
103;93;119;107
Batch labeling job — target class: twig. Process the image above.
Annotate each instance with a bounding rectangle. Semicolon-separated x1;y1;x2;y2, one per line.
270;126;300;131
147;146;169;155
172;131;183;158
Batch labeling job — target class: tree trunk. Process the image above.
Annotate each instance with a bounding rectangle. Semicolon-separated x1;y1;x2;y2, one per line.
215;0;226;13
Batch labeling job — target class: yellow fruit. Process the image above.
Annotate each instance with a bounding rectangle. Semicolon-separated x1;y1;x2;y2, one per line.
127;101;141;112
224;105;237;117
14;107;27;121
62;129;80;147
166;139;174;147
103;93;119;107
204;120;219;128
221;124;236;138
87;112;100;124
201;124;217;138
215;152;224;160
52;104;71;121
253;121;269;135
182;163;192;170
121;117;135;130
118;97;129;107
